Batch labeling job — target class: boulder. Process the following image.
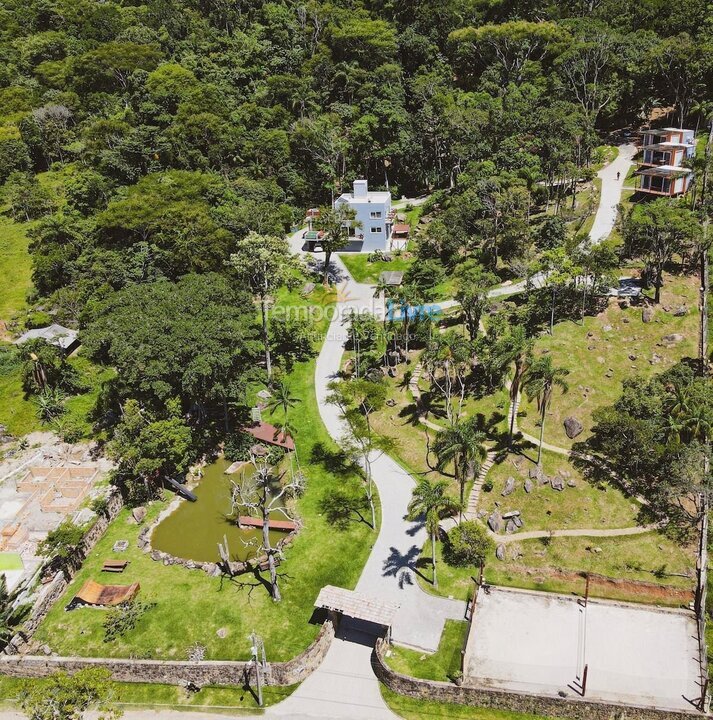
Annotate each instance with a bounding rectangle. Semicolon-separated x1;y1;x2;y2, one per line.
495;544;505;561
662;333;684;345
501;477;516;497
550;475;565;491
131;506;147;524
505;519;517;534
563;417;583;439
487;512;502;533
673;305;688;317
513;516;523;528
524;478;534;494
567;480;577;488
642;307;654;323
529;465;548;485
502;510;521;519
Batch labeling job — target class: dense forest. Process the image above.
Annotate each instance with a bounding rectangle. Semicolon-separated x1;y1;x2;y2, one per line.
1;0;711;494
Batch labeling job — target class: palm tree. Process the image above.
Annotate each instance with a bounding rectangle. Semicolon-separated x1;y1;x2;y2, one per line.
267;382;302;478
373;277;394;329
494;325;533;446
432;417;487;511
521;356;570;465
407;478;461;588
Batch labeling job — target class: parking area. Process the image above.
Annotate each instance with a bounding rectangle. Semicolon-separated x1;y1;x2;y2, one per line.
465;586;701;712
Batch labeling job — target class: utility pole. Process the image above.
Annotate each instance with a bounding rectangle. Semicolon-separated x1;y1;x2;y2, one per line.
250;631;266;706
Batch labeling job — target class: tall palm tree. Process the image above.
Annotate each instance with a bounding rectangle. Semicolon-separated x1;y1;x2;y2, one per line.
373;277;394;329
407;478;461;588
521;356;570;465
267;382;302;477
432;417;487;511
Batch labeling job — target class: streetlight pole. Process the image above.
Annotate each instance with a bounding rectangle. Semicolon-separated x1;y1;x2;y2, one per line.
250;631;265;706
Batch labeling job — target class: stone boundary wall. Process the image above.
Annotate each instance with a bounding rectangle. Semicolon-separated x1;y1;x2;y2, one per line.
372;638;704;720
0;619;334;687
3;490;124;656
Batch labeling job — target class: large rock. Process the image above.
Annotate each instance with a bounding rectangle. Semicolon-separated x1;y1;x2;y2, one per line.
524;478;534;494
487;512;502;533
495;544;505;561
550;475;565;491
513;516;523;528
501;477;516;497
529;465;548;485
563;417;583;439
505;519;517;534
673;305;688;317
662;333;684;345
642;307;654;323
132;506;146;524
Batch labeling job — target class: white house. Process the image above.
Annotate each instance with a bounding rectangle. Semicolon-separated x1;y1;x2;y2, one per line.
334;179;393;252
637;128;695;196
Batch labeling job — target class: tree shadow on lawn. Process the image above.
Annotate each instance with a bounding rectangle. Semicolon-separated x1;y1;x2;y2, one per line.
310;441;359;475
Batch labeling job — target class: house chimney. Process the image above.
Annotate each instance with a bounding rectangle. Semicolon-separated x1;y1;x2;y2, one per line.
353;179;368;199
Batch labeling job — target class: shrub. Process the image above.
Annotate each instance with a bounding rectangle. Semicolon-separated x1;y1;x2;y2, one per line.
444;521;493;568
24;311;52;329
103;600;155;643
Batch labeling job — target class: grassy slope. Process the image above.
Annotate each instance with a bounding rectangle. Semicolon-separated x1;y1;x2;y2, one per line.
482;450;641;533
0;675;296;712
381;687;555;720
33;291;377;662
419;528;694;607
386;620;466;682
0;214;32;327
518;274;699;449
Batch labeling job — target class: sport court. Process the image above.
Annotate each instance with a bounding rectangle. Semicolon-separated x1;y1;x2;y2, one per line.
465;586;701;712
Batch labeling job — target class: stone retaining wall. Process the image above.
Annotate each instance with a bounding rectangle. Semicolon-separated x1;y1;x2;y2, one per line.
372;639;703;720
0;619;334;687
3;490;124;656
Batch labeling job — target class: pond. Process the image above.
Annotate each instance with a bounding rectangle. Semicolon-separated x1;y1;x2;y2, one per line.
150;457;287;563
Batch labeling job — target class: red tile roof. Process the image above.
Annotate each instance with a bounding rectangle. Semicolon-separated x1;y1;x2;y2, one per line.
243;422;295;451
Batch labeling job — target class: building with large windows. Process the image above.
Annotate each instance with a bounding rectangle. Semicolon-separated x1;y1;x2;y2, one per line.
334;179;393;252
636;128;695;196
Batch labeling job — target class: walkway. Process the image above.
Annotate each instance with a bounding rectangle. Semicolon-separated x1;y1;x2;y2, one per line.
589;144;637;244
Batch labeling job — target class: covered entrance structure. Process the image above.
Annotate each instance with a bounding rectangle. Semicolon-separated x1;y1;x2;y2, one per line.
315;585;400;641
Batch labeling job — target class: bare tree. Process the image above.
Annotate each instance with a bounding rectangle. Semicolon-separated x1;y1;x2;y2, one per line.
230;461;303;602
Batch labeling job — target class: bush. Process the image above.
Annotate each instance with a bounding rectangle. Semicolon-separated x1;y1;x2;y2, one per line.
37;520;85;561
403;259;445;293
444;521;493;568
90;495;110;516
224;431;256;462
24;311;53;329
103;600;155;643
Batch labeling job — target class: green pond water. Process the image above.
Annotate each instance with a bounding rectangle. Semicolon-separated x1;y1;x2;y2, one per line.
151;457;285;563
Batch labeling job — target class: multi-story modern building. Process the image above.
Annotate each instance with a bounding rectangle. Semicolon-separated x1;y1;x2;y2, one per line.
334;179;393;252
637;127;695;196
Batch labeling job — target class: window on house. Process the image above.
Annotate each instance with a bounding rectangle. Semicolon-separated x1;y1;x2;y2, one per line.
370;226;381;233
370;211;382;219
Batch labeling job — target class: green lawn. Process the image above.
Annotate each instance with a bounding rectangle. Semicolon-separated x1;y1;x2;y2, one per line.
0;675;296;712
0;552;23;571
385;620;466;682
381;686;555;720
33;294;377;662
519;273;699;449
0;214;32;327
481;451;641;534
0;347;41;437
339;253;414;285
